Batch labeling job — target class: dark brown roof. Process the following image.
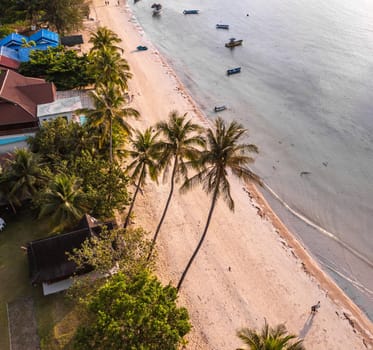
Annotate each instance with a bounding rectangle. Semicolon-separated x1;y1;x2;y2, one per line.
27;214;115;285
0;69;56;127
61;35;84;47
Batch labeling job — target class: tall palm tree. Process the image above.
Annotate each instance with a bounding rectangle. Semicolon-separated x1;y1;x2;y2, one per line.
123;128;160;229
89;27;131;91
0;148;45;212
93;47;132;91
237;321;305;350
38;174;87;232
177;117;260;291
147;111;205;260
89;26;122;53
85;83;139;162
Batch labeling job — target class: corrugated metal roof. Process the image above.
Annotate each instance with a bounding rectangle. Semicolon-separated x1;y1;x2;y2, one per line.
37;96;82;117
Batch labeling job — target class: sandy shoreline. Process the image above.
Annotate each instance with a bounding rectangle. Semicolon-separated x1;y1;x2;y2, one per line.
88;1;373;348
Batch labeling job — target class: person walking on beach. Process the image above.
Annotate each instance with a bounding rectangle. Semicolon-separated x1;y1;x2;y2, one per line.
311;301;321;315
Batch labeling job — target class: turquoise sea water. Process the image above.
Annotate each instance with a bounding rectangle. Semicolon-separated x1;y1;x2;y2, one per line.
128;0;373;319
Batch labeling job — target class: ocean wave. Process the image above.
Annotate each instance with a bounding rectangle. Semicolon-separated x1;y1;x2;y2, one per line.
262;182;373;269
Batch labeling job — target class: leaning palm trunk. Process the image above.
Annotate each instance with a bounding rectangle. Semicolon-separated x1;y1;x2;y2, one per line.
124;165;145;229
177;180;220;291
109;117;113;163
147;157;178;260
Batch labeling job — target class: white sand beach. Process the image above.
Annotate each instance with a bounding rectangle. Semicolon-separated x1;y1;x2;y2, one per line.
87;1;373;348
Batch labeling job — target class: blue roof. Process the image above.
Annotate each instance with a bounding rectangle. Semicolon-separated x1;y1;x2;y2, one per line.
29;29;59;45
0;33;27;49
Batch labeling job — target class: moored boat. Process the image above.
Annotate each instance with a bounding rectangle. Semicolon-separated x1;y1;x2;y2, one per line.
216;24;229;29
137;45;148;51
214;105;227;112
225;38;243;48
151;3;162;15
183;9;199;14
227;67;241;75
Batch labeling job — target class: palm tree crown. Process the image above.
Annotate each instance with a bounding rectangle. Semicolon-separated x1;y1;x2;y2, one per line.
38;174;87;232
184;117;259;210
85;83;139;162
177;117;259;290
89;26;122;52
0;148;45;211
237;321;305;350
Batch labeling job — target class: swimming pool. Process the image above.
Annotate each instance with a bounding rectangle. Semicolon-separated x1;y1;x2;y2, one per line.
0;135;28;145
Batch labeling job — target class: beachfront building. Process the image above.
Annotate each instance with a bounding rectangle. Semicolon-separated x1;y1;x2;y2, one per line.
0;29;59;66
26;215;115;295
0;69;56;138
37;96;83;124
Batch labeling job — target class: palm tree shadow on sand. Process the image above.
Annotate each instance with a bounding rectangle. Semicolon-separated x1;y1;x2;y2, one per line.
299;313;315;338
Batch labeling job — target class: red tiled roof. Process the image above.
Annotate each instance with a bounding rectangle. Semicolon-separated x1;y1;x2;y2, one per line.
0;55;20;70
0;69;56;126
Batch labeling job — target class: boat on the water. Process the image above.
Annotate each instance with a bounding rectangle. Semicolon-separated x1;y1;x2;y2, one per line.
227;67;241;75
137;45;148;51
216;24;229;29
151;3;162;15
225;38;243;48
214;105;227;112
183;9;199;14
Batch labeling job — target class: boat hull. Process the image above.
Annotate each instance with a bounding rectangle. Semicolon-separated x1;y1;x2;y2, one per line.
225;40;243;48
183;10;199;14
227;67;241;75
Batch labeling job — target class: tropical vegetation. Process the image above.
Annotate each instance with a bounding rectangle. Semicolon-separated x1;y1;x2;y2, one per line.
236;321;305;350
73;271;191;350
147;111;204;260
177;117;259;290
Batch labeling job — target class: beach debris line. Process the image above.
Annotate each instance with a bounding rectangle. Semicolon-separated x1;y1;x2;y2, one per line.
227;67;241;76
183;9;199;15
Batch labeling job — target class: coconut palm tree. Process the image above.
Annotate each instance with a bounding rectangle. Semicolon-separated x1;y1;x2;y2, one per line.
93;47;132;91
89;27;131;91
85;83;139;162
177;117;260;290
147;111;205;260
0;148;45;212
237;321;305;350
123;127;161;229
89;26;122;53
37;173;87;232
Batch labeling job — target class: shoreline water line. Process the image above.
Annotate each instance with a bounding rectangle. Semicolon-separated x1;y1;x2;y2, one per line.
262;181;373;271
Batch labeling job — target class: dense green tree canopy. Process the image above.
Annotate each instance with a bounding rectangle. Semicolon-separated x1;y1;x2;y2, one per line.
19;46;94;90
74;271;191;350
0;0;88;34
71;226;153;278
